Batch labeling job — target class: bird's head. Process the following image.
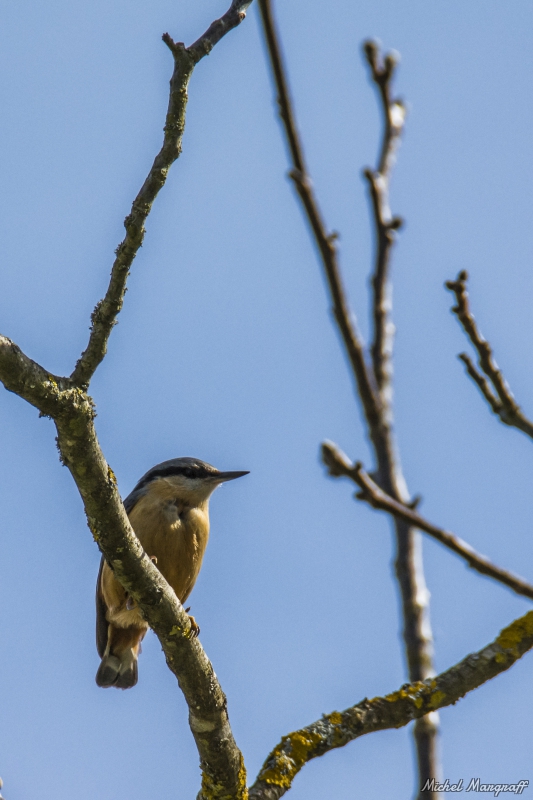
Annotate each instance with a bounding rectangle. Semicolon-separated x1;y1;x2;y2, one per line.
124;457;249;510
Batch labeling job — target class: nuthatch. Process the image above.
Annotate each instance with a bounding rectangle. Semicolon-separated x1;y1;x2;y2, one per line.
95;457;248;689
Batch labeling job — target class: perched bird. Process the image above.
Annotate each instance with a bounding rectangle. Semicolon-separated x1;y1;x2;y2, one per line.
95;457;248;689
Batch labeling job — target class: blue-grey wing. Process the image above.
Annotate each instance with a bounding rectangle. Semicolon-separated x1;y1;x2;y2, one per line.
123;486;147;515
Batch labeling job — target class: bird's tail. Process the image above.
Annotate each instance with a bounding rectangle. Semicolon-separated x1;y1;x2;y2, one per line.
96;625;144;690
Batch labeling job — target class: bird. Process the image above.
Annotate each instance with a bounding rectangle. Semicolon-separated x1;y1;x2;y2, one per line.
95;457;249;689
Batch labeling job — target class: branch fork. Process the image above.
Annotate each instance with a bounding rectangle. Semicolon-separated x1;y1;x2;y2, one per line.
0;5;253;799
446;270;533;439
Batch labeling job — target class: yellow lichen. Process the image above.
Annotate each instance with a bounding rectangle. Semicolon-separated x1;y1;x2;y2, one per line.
385;681;426;705
327;711;342;725
237;760;248;800
199;754;248;800
496;611;533;657
429;690;446;709
168;623;195;640
107;466;117;485
260;729;323;788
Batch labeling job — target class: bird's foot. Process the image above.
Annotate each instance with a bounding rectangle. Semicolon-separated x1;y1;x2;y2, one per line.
187;614;200;638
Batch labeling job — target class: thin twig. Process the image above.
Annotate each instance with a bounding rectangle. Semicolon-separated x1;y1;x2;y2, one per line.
322;442;533;602
361;40;441;797
446;270;533;439
362;43;438;794
248;609;533;800
257;0;382;435
188;1;253;63
70;2;252;390
363;42;406;395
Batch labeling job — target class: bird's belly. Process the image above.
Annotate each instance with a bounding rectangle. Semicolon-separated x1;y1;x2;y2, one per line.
132;506;208;603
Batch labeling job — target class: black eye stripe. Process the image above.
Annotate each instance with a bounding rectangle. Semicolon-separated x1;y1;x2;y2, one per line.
134;464;212;491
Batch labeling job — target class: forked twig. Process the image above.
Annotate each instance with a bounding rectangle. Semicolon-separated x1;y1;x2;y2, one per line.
446;270;533;439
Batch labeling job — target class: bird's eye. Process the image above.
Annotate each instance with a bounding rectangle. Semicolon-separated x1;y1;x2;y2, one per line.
183;467;195;479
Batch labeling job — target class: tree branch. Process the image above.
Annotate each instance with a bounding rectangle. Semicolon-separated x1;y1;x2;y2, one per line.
0;335;72;417
248;609;533;800
70;2;252;391
0;5;255;797
257;0;382;436
187;1;253;64
445;270;533;439
55;406;247;800
357;59;438;770
0;338;247;798
363;41;406;396
322;441;533;602
258;4;439;792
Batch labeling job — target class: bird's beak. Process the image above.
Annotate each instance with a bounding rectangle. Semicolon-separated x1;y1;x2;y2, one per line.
213;470;249;482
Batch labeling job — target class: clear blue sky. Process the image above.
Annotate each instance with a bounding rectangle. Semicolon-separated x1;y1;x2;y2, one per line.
1;1;533;798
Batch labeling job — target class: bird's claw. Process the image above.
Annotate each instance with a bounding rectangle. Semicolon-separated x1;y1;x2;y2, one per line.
187;614;200;638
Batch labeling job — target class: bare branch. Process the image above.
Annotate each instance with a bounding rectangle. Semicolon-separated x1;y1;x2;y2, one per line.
257;0;382;435
322;441;533;602
0;344;247;799
258;4;439;790
1;7;255;797
188;1;253;64
56;406;247;800
71;1;253;390
446;270;533;439
458;352;502;414
362;41;406;396
0;338;246;800
0;335;70;417
249;610;533;800
360;43;439;789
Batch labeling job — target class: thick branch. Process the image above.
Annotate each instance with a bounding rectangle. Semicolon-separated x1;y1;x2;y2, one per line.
322;442;533;602
248;610;533;800
1;343;247;800
0;335;72;416
55;406;247;800
1;5;254;796
257;0;382;435
445;270;533;439
71;2;252;390
363;41;406;396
